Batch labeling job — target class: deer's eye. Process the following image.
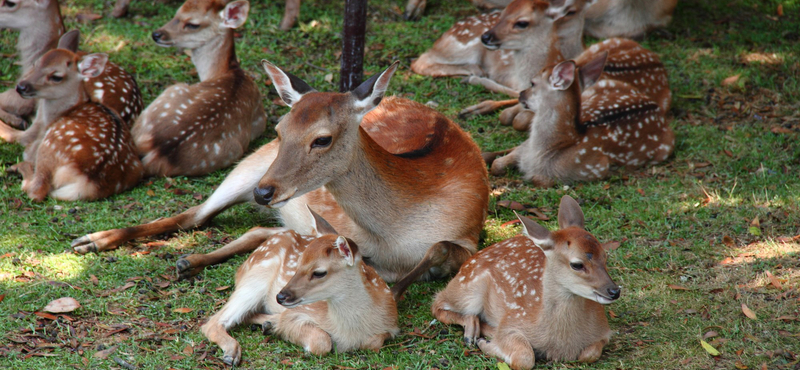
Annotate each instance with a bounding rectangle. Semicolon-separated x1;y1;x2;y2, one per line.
3;0;18;8
311;270;327;279
312;136;332;148
184;22;200;30
49;75;64;82
514;21;529;29
570;262;585;271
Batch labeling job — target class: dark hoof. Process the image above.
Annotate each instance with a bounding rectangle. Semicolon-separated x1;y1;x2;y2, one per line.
262;321;274;335
176;256;192;273
222;355;235;366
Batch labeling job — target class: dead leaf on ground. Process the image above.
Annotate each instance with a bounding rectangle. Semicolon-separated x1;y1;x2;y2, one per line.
735;360;748;369
526;208;550;220
703;331;719;340
34;311;58;320
89;274;99;285
742;303;757;320
722;74;741;86
76;12;102;23
94;346;117;359
182;345;193;355
700;340;720;356
0;294;4;304
215;285;230;291
602;241;620;251
774;315;796;322
765;271;782;290
722;235;735;247
42;297;81;313
500;219;520;228
496;200;525;211
173;307;193;313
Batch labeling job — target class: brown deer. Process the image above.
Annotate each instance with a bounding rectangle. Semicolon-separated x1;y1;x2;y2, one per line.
72;62;489;288
0;0;142;132
432;196;620;369
490;54;674;186
202;209;399;365
132;0;266;177
583;0;679;40
9;49;143;201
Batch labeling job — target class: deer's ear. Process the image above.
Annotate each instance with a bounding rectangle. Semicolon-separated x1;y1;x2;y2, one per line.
578;51;607;89
351;61;398;113
545;0;573;20
220;0;250;29
307;206;338;237
549;61;576;91
557;195;585;229
78;54;108;79
334;236;355;266
58;30;80;53
261;60;316;107
516;212;554;251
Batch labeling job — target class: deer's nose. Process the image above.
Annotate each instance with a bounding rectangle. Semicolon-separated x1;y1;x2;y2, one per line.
607;286;621;300
481;31;496;46
151;31;165;43
276;290;292;305
253;186;275;205
15;82;33;97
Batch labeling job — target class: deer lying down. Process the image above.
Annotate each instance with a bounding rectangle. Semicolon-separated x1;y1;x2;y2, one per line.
583;0;678;40
0;0;142;145
490;53;674;186
202;209;399;365
432;196;620;369
132;0;266;177
9;50;143;201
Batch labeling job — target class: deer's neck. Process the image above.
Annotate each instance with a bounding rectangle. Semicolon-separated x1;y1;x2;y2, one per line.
324;128;409;239
17;5;65;77
38;86;88;126
191;31;239;81
531;92;580;143
518;26;564;81
556;17;587;60
539;262;593;333
325;268;378;330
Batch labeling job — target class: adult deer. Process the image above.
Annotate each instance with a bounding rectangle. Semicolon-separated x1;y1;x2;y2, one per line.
583;0;679;40
9;49;143;201
132;0;266;177
0;0;142;147
490;53;674;186
202;209;399;365
73;62;489;286
433;196;620;369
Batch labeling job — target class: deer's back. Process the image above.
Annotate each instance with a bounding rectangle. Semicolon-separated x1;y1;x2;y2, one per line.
84;60;144;126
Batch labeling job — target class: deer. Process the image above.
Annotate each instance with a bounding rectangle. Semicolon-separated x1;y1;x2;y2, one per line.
583;0;679;40
131;0;266;177
72;62;489;290
202;209;400;365
0;0;142;136
414;0;671;132
432;196;620;369
8;49;143;201
489;53;674;186
111;0;299;31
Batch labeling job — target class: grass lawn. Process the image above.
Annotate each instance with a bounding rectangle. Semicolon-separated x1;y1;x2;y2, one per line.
1;0;799;369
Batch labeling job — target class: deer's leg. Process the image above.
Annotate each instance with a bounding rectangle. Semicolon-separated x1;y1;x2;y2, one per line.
490;148;519;176
267;312;332;355
362;332;393;351
390;241;471;301
577;337;608;363
0;119;24;143
459;99;519;117
462;76;519;97
411;53;484;77
0;89;35;129
482;149;514;167
17;163;51;202
111;0;132;17
201;270;273;366
477;330;535;370
176;226;287;279
431;297;483;346
280;0;301;30
71;140;279;254
511;110;534;132
403;0;427;20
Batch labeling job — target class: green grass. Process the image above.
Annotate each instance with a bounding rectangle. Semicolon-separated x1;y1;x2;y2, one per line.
2;0;800;369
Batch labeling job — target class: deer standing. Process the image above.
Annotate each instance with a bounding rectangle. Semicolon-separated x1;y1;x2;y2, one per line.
132;0;266;177
490;54;674;186
202;209;399;365
0;0;142;135
72;62;489;289
9;49;143;201
432;196;620;369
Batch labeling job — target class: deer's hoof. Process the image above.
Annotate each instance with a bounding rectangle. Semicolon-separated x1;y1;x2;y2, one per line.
71;236;98;254
262;321;275;335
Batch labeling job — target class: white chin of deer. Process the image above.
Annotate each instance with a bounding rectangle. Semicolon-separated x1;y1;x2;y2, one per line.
280;298;305;309
270;188;297;208
592;291;616;305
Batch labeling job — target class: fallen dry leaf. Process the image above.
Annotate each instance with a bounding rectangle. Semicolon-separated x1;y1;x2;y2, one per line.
525;208;550;221
0;294;4;304
602;241;620;251
90;274;99;285
765;271;782;290
215;285;231;291
742;303;757;320
94;346;117;360
173;307;193;314
703;330;719;340
722;74;741;86
722;235;735;247
500;219;521;228
497;200;525;211
777;4;783;16
774;315;796;322
43;297;81;313
182;345;193;355
76;12;102;23
735;360;748;369
34;311;58;320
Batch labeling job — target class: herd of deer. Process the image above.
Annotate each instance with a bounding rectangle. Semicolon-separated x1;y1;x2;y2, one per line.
1;0;678;368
